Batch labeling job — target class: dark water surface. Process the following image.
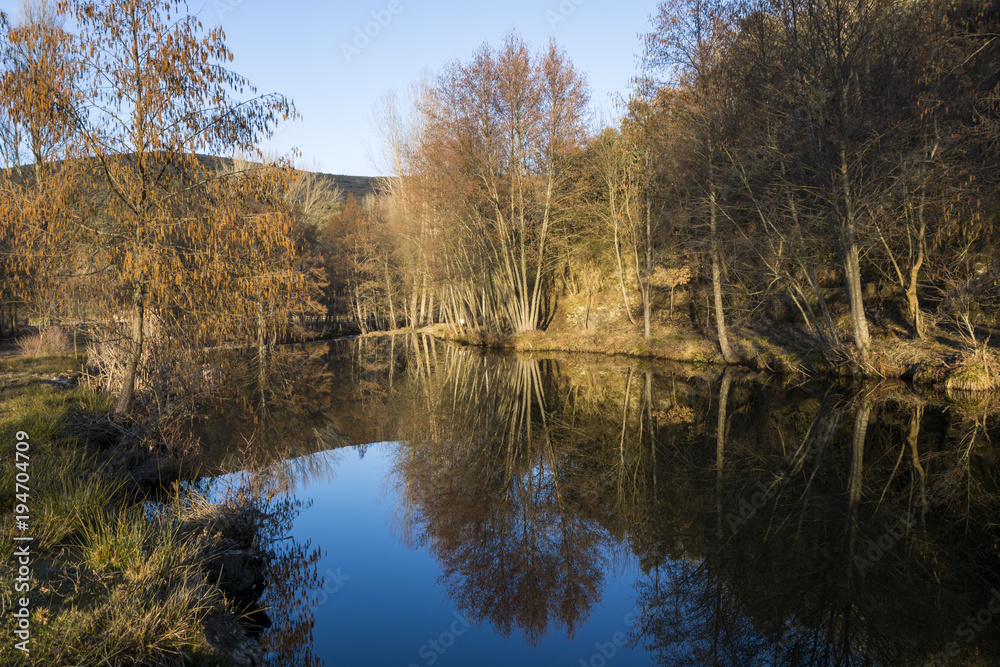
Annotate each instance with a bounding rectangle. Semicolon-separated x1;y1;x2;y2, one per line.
203;336;1000;666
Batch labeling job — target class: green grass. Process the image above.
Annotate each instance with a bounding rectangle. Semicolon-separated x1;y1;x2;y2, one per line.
0;354;81;375
0;355;235;666
21;507;222;666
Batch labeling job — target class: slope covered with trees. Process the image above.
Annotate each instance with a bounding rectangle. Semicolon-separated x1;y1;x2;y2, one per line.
322;0;1000;381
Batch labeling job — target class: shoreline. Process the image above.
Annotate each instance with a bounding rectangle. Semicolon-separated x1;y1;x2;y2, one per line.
325;322;1000;393
2;338;997;665
0;354;276;666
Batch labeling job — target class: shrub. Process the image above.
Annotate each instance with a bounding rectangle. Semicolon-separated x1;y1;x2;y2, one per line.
945;349;1000;392
16;326;73;357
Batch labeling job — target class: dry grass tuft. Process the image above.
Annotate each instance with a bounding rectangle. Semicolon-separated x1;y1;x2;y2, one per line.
945;348;1000;392
17;326;73;357
40;509;223;665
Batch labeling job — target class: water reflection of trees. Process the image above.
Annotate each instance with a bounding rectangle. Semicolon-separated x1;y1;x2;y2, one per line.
252;476;325;667
336;336;1000;665
196;343;345;482
386;343;611;644
202;469;326;667
630;380;1000;667
189;344;345;667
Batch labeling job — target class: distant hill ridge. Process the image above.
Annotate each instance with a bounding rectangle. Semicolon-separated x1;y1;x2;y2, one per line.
2;154;378;227
5;154;379;203
195;154;378;202
311;172;378;203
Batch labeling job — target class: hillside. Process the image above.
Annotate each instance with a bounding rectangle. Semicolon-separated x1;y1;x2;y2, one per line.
312;172;378;203
197;154;379;225
196;154;377;195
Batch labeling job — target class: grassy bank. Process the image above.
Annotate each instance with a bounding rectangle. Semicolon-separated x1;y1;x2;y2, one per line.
397;306;1000;392
0;354;264;666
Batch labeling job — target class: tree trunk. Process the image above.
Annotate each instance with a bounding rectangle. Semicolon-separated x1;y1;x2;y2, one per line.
31;136;43;185
906;193;927;339
619;367;634;484
905;279;923;340
614;220;636;326
716;367;733;474
384;259;397;330
115;284;145;416
712;253;737;364
847;398;870;512
257;302;268;416
716;367;733;534
355;289;368;335
835;148;871;359
418;274;428;326
409;287;419;329
643;196;652;340
709;162;738;364
645;370;657;494
908;405;928;516
843;239;871;358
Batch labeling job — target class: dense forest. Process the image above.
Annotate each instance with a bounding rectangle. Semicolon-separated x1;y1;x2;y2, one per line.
321;0;1000;382
3;0;1000;420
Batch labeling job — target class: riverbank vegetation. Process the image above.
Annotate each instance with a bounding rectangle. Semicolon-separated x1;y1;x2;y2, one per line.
0;349;327;665
0;354;212;664
313;0;1000;382
0;0;330;663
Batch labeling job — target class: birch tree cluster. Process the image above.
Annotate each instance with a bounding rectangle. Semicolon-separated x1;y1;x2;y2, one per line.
343;1;1000;364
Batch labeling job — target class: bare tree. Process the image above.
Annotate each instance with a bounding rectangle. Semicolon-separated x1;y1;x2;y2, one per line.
645;0;740;362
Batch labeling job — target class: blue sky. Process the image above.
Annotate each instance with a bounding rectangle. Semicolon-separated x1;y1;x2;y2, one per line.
2;0;660;176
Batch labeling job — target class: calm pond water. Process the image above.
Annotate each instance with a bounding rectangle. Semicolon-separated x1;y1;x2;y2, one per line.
200;336;1000;666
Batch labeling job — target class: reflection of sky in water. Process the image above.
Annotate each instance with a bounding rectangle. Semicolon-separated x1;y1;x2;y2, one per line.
285;442;650;667
190;340;1000;666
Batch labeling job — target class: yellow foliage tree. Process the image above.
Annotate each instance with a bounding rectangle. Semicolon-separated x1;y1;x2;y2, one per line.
650;265;692;320
0;0;311;415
